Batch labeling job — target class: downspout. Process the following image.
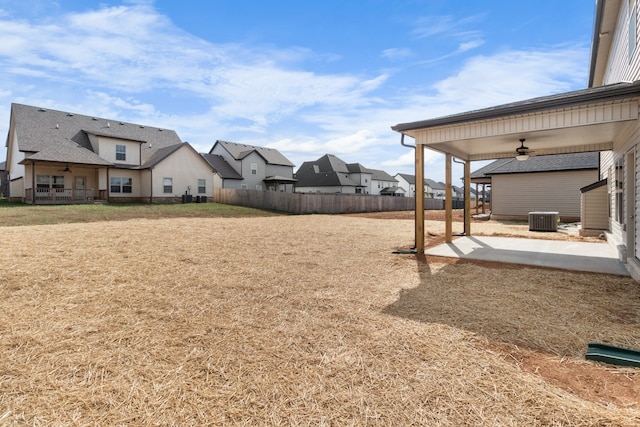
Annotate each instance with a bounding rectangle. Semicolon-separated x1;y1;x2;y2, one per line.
452;157;467;236
399;134;418;250
106;167;110;203
150;168;153;203
400;133;415;149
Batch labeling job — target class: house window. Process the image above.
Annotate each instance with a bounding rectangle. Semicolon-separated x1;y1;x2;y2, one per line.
251;163;257;175
241;184;248;189
110;177;133;193
256;184;262;190
163;178;173;193
198;179;206;194
36;175;65;190
116;144;126;161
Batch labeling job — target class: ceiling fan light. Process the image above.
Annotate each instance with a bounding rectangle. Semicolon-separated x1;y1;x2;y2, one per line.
516;153;529;161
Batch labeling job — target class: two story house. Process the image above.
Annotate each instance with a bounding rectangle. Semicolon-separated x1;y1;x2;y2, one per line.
5;103;214;204
294;154;395;195
203;140;296;192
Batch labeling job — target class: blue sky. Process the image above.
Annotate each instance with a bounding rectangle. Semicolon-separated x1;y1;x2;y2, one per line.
0;0;595;182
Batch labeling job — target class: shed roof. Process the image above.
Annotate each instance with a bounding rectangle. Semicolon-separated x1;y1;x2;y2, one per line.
200;153;243;179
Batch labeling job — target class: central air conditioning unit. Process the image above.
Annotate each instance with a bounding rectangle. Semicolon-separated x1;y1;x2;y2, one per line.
528;211;559;232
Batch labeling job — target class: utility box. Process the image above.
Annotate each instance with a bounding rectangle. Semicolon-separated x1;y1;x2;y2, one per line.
529;211;558;232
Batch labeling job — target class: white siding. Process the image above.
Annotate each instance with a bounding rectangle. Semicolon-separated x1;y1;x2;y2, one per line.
603;0;640;85
491;170;598;218
581;185;609;230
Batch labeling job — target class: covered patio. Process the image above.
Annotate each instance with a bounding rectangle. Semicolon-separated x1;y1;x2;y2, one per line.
392;81;640;253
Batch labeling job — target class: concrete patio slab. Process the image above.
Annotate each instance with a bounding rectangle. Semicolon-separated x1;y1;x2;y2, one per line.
425;236;629;276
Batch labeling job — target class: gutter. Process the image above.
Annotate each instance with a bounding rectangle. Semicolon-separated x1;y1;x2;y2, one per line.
392;80;640;132
588;0;607;88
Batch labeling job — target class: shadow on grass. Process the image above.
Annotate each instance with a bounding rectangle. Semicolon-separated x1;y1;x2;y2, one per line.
383;255;640;358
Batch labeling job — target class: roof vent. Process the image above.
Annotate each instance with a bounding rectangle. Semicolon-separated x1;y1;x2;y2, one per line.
140;125;145;128
120;122;124;125
55;124;59;129
158;129;163;132
67;113;74;116
107;122;110;128
39;108;46;112
92;117;98;120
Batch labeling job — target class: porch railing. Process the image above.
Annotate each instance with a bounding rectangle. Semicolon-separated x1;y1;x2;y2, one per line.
26;188;102;203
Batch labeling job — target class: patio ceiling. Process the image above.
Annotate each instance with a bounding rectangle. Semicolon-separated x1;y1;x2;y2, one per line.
392;81;640;162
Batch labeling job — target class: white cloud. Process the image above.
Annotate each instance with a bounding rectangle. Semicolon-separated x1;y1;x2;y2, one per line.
381;48;414;60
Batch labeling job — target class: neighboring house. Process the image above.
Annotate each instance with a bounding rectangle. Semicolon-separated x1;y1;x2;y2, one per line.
470;153;600;219
5;103;214;204
393;173;445;198
200;153;244;189
424;178;445;199
394;173;416;198
369;168;401;196
294;154;370;194
452;185;465;199
206;140;296;192
391;0;640;281
0;161;8;198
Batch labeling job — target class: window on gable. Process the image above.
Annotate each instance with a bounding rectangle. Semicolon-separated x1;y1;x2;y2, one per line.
198;179;206;193
116;144;126;161
251;163;257;175
163;177;173;193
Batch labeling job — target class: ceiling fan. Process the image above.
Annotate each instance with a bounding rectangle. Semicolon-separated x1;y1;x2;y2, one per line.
515;138;530;161
59;164;72;173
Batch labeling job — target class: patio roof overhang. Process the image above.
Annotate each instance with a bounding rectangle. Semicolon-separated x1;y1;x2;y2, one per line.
392;81;640;161
391;80;640;253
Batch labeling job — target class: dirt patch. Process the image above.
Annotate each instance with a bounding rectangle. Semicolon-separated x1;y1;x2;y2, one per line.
482;341;640;409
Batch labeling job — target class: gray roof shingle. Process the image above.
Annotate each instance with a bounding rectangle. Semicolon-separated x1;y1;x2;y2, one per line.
200;153;243;179
473;152;600;177
10;103;183;167
212;140;294;167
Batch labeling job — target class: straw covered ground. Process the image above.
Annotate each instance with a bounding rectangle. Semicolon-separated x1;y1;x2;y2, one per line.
1;213;640;425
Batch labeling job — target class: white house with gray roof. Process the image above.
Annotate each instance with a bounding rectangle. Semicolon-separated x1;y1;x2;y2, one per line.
206;140;296;192
294;154;396;195
5;103;214;204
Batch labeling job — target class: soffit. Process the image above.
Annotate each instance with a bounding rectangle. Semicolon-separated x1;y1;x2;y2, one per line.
402;100;638;161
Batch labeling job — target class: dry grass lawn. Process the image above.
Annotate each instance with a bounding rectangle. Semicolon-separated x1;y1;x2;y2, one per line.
1;213;640;425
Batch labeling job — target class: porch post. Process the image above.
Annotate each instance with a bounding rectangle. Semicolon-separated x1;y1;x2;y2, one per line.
445;153;453;243
464;160;471;236
415;144;425;253
31;160;36;205
475;182;479;215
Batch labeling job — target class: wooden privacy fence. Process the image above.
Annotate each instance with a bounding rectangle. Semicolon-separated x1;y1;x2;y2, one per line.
213;189;445;214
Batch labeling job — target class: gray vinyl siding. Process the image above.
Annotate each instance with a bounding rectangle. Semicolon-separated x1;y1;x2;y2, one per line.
491;169;598;218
